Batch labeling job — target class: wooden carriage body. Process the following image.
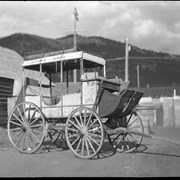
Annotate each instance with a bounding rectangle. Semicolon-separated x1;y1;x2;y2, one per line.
9;50;130;119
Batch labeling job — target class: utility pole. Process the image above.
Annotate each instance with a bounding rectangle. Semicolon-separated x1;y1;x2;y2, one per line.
73;7;78;82
74;7;78;52
137;64;140;88
125;38;129;81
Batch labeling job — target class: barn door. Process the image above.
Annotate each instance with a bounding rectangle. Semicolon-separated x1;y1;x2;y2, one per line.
0;77;14;126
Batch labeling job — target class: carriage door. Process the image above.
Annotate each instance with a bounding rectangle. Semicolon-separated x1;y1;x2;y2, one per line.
0;77;14;126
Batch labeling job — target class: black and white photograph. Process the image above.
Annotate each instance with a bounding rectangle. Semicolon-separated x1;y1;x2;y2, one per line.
0;1;180;177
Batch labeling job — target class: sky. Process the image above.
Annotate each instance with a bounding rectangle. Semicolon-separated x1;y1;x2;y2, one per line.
0;1;180;55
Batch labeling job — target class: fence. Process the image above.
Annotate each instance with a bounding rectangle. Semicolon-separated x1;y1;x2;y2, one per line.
138;96;180;129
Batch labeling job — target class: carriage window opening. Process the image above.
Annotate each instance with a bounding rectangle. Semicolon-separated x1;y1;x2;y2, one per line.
57;59;81;94
83;60;104;78
38;63;62;98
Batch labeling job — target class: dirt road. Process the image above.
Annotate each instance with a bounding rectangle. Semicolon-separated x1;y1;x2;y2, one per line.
0;126;180;177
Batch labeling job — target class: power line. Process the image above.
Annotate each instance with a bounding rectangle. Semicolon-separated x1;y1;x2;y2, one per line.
106;57;125;61
106;56;180;64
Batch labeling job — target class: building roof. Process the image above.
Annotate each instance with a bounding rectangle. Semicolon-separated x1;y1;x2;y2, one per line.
23;51;106;68
0;46;23;79
0;46;50;85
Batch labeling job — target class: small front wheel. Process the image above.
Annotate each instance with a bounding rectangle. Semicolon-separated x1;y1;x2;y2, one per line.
7;102;46;154
65;107;104;159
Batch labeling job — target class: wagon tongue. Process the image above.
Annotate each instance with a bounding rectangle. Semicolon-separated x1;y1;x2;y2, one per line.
114;128;180;146
104;126;127;135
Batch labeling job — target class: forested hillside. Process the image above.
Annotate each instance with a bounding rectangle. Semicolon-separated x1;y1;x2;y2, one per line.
0;33;180;87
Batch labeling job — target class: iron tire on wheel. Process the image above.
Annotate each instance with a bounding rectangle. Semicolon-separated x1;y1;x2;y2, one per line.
108;111;144;153
7;102;46;154
65;107;104;159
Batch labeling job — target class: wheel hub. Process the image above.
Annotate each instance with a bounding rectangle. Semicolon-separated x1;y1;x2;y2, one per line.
22;121;30;132
79;126;87;137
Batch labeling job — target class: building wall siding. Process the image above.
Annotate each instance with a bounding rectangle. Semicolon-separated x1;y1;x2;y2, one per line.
0;77;14;126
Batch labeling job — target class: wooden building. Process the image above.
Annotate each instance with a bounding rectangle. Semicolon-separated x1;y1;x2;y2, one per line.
0;46;51;126
0;46;24;126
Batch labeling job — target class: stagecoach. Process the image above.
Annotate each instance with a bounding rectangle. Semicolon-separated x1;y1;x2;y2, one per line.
7;50;144;159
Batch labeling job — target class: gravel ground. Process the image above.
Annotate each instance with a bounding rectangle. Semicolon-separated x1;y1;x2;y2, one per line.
0;125;180;177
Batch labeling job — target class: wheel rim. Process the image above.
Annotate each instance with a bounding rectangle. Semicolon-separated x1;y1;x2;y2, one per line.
108;112;144;153
65;107;104;159
7;102;45;154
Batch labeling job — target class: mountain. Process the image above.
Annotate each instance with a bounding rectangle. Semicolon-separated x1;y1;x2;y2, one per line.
0;33;180;87
0;33;61;56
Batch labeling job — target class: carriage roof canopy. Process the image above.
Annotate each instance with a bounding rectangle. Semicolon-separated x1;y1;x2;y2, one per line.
22;51;106;71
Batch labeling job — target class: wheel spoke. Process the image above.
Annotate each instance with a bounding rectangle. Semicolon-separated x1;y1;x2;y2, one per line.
12;113;24;125
27;104;31;121
30;109;38;121
86;136;96;154
85;112;93;127
122;141;124;151
9;120;23;127
21;131;26;150
30;128;44;136
69;119;80;130
87;118;98;130
84;137;90;156
9;127;22;131
17;107;25;123
11;129;23;140
67;127;78;132
28;129;41;144
78;111;83;126
75;138;82;151
15;131;25;146
87;134;100;147
126;135;133;142
73;115;81;127
81;137;85;155
70;136;80;146
128;133;139;142
28;132;36;149
22;104;26;119
124;136;130;150
117;135;123;145
83;109;87;126
128;118;138;127
29;117;40;126
26;131;29;150
30;124;43;128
